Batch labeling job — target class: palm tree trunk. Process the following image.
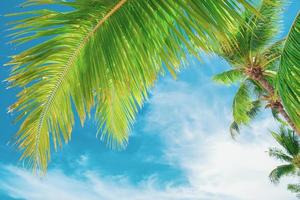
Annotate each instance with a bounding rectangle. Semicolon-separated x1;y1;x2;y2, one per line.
257;77;300;135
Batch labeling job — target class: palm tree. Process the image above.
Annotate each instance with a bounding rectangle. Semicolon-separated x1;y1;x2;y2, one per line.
5;0;255;171
269;127;300;183
212;0;300;137
268;127;300;198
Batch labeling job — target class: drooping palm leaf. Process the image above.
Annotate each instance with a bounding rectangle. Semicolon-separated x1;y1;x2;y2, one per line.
232;83;255;124
278;13;300;132
6;0;254;172
213;69;245;85
230;88;261;136
271;127;300;157
248;100;261;118
229;121;240;139
269;164;296;184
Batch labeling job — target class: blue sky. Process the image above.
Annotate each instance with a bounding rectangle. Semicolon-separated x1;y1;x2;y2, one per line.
0;1;299;200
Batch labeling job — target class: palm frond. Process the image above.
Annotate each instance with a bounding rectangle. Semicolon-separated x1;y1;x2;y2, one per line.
261;39;285;70
271;127;300;156
271;108;288;126
94;84;144;148
213;69;245;85
249;0;284;54
268;147;293;163
288;183;300;198
232;83;257;124
217;0;284;67
6;0;254;172
248;100;261;119
278;13;300;132
216;10;252;66
269;164;296;184
230;96;260;137
229;121;240;139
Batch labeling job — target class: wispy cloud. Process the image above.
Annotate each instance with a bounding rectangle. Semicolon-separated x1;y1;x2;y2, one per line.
143;75;297;200
0;165;225;200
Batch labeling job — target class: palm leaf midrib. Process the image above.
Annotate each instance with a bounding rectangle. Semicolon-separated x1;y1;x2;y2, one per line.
35;0;128;152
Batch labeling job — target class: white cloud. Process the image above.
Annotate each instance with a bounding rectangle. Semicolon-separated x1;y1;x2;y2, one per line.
144;76;298;200
0;165;224;200
0;66;298;200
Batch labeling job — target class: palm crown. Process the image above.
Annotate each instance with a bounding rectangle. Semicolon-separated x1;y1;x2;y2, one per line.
268;127;300;198
213;0;300;137
269;127;300;183
6;0;255;172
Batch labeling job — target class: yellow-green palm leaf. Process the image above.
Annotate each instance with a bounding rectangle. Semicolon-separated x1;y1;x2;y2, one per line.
6;0;254;172
218;0;284;67
213;69;245;85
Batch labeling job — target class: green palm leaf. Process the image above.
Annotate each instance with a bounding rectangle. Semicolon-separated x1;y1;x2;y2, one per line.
268;147;293;163
271;108;288;126
271;127;300;157
213;69;245;85
217;0;284;67
288;183;300;199
232;83;258;124
269;164;296;184
278;13;300;132
261;39;285;70
6;0;254;172
248;0;284;54
269;127;300;198
230;91;260;138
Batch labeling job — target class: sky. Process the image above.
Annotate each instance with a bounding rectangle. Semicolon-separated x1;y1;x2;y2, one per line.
0;1;299;200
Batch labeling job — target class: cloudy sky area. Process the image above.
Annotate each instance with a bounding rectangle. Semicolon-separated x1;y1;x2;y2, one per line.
0;1;299;200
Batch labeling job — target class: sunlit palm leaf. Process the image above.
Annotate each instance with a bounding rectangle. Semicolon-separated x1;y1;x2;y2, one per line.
213;69;245;85
232;83;257;124
218;0;284;67
6;0;254;171
261;39;285;70
248;0;284;54
278;13;300;132
230;94;260;138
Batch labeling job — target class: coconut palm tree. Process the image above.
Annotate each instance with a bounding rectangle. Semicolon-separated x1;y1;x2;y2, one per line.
268;127;300;198
269;127;300;183
212;0;300;137
6;0;255;171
